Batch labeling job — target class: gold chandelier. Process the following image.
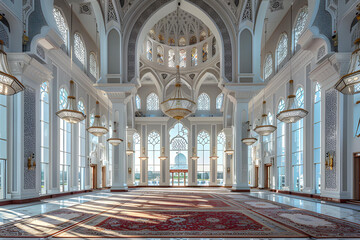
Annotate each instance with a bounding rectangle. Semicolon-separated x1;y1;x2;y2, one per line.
242;121;257;146
0;40;25;95
107;121;123;146
161;66;196;120
56;80;86;124
87;101;109;137
254;101;277;136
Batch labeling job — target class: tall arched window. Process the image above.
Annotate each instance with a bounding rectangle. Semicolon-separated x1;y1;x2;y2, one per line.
78;100;86;190
0;94;6;199
133;132;141;185
168;38;175;46
59;89;71;192
217;131;226;185
202;43;208;62
179;37;186;46
53;8;68;46
292;87;305;192
276;33;288;68
191;47;198;67
168;49;175;68
216;93;224;110
179;49;186;68
148;131;161;185
294;7;308;48
197;93;210;111
200;31;207;41
158;34;165;44
157;45;164;65
264;53;273;80
146;40;152;61
212;37;216;56
74;33;86;66
197;130;210;185
146;93;159;111
40;82;50;195
135;94;141;110
89;53;97;78
313;83;321;194
276;99;286;190
169;123;188;185
190;36;197;45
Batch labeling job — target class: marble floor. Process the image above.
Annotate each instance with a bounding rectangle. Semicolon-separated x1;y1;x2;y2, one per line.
0;188;359;240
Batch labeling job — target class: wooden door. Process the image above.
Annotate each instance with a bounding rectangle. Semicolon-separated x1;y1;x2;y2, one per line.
264;165;268;189
91;165;97;189
355;154;360;200
255;166;259;188
102;166;106;188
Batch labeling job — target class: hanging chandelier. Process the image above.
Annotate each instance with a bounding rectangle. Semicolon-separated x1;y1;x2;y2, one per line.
87;101;109;137
254;101;277;136
242;121;257;146
277;80;308;123
107;121;123;146
56;80;86;124
126;142;135;155
224;141;234;155
161;66;196;120
0;40;25;95
191;147;199;160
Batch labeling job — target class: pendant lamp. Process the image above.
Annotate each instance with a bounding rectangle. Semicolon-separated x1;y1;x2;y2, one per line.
224;141;234;155
191;147;199;160
254;101;277;136
126;142;135;155
107;121;123;146
87;101;109;136
242;121;257;146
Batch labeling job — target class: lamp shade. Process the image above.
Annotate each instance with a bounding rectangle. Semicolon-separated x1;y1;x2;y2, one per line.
242;121;257;146
107;121;123;146
87;101;109;137
254;101;277;136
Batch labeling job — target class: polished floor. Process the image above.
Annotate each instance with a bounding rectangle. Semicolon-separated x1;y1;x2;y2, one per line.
0;188;359;239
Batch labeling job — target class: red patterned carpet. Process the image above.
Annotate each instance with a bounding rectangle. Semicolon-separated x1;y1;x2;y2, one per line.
0;188;359;238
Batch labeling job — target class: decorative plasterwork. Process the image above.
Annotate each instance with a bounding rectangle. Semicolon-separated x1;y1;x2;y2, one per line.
241;0;252;22
269;0;283;12
80;3;92;15
107;0;118;23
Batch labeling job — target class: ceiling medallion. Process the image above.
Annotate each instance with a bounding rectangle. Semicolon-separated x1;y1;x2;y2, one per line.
107;121;123;146
87;101;109;137
242;121;257;146
160;65;196;120
0;40;25;95
277;80;308;124
254;101;277;136
56;80;86;124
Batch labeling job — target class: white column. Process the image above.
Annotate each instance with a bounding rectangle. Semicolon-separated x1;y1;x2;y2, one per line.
139;125;148;186
258;136;265;188
188;124;197;186
126;128;136;186
223;128;233;187
72;123;79;191
210;124;217;186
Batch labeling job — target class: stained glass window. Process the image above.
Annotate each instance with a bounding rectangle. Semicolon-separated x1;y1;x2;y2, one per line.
89;53;97;78
179;37;186;46
146;40;152;61
190;36;197;45
135;94;141;110
294;7;308;47
179;49;186;68
216;93;224;110
197;93;210;111
157;46;164;65
59;88;68;110
313;83;321;194
168;49;175;68
264;53;273;80
202;43;208;62
276;34;288;67
148;131;161;185
158;34;165;44
53;8;68;46
200;31;207;41
149;29;156;40
146;93;159;111
191;47;198;67
168;38;175;46
197;130;210;185
276;99;285;190
133;132;141;185
217;131;226;185
74;33;86;65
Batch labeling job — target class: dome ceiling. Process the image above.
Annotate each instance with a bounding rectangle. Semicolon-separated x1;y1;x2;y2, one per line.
149;9;212;47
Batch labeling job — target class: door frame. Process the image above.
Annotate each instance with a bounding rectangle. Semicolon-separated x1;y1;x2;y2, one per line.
254;165;259;188
354;153;360;200
90;164;97;189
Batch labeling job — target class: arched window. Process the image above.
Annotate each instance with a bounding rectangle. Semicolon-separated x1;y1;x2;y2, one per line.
179;37;186;46
133;132;141;185
294;7;308;48
216;93;224;110
197;93;210;111
74;33;86;66
168;49;175;68
53;8;68;46
148;131;161;185
89;53;97;78
313;83;321;194
149;29;156;40
190;36;197;45
264;53;273;80
212;37;216;56
135;94;141;110
146;93;159;111
158;34;165;44
276;99;285;190
276;33;288;68
169;123;188;185
292;87;304;192
168;38;175;46
200;31;207;41
0;94;7;199
59;88;68;110
202;43;208;62
146;40;152;61
157;45;164;65
78;100;86;190
179;49;186;68
197;130;210;185
40;82;50;195
191;47;198;67
217;131;226;185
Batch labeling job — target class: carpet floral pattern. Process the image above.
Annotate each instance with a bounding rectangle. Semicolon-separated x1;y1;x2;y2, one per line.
0;189;359;238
